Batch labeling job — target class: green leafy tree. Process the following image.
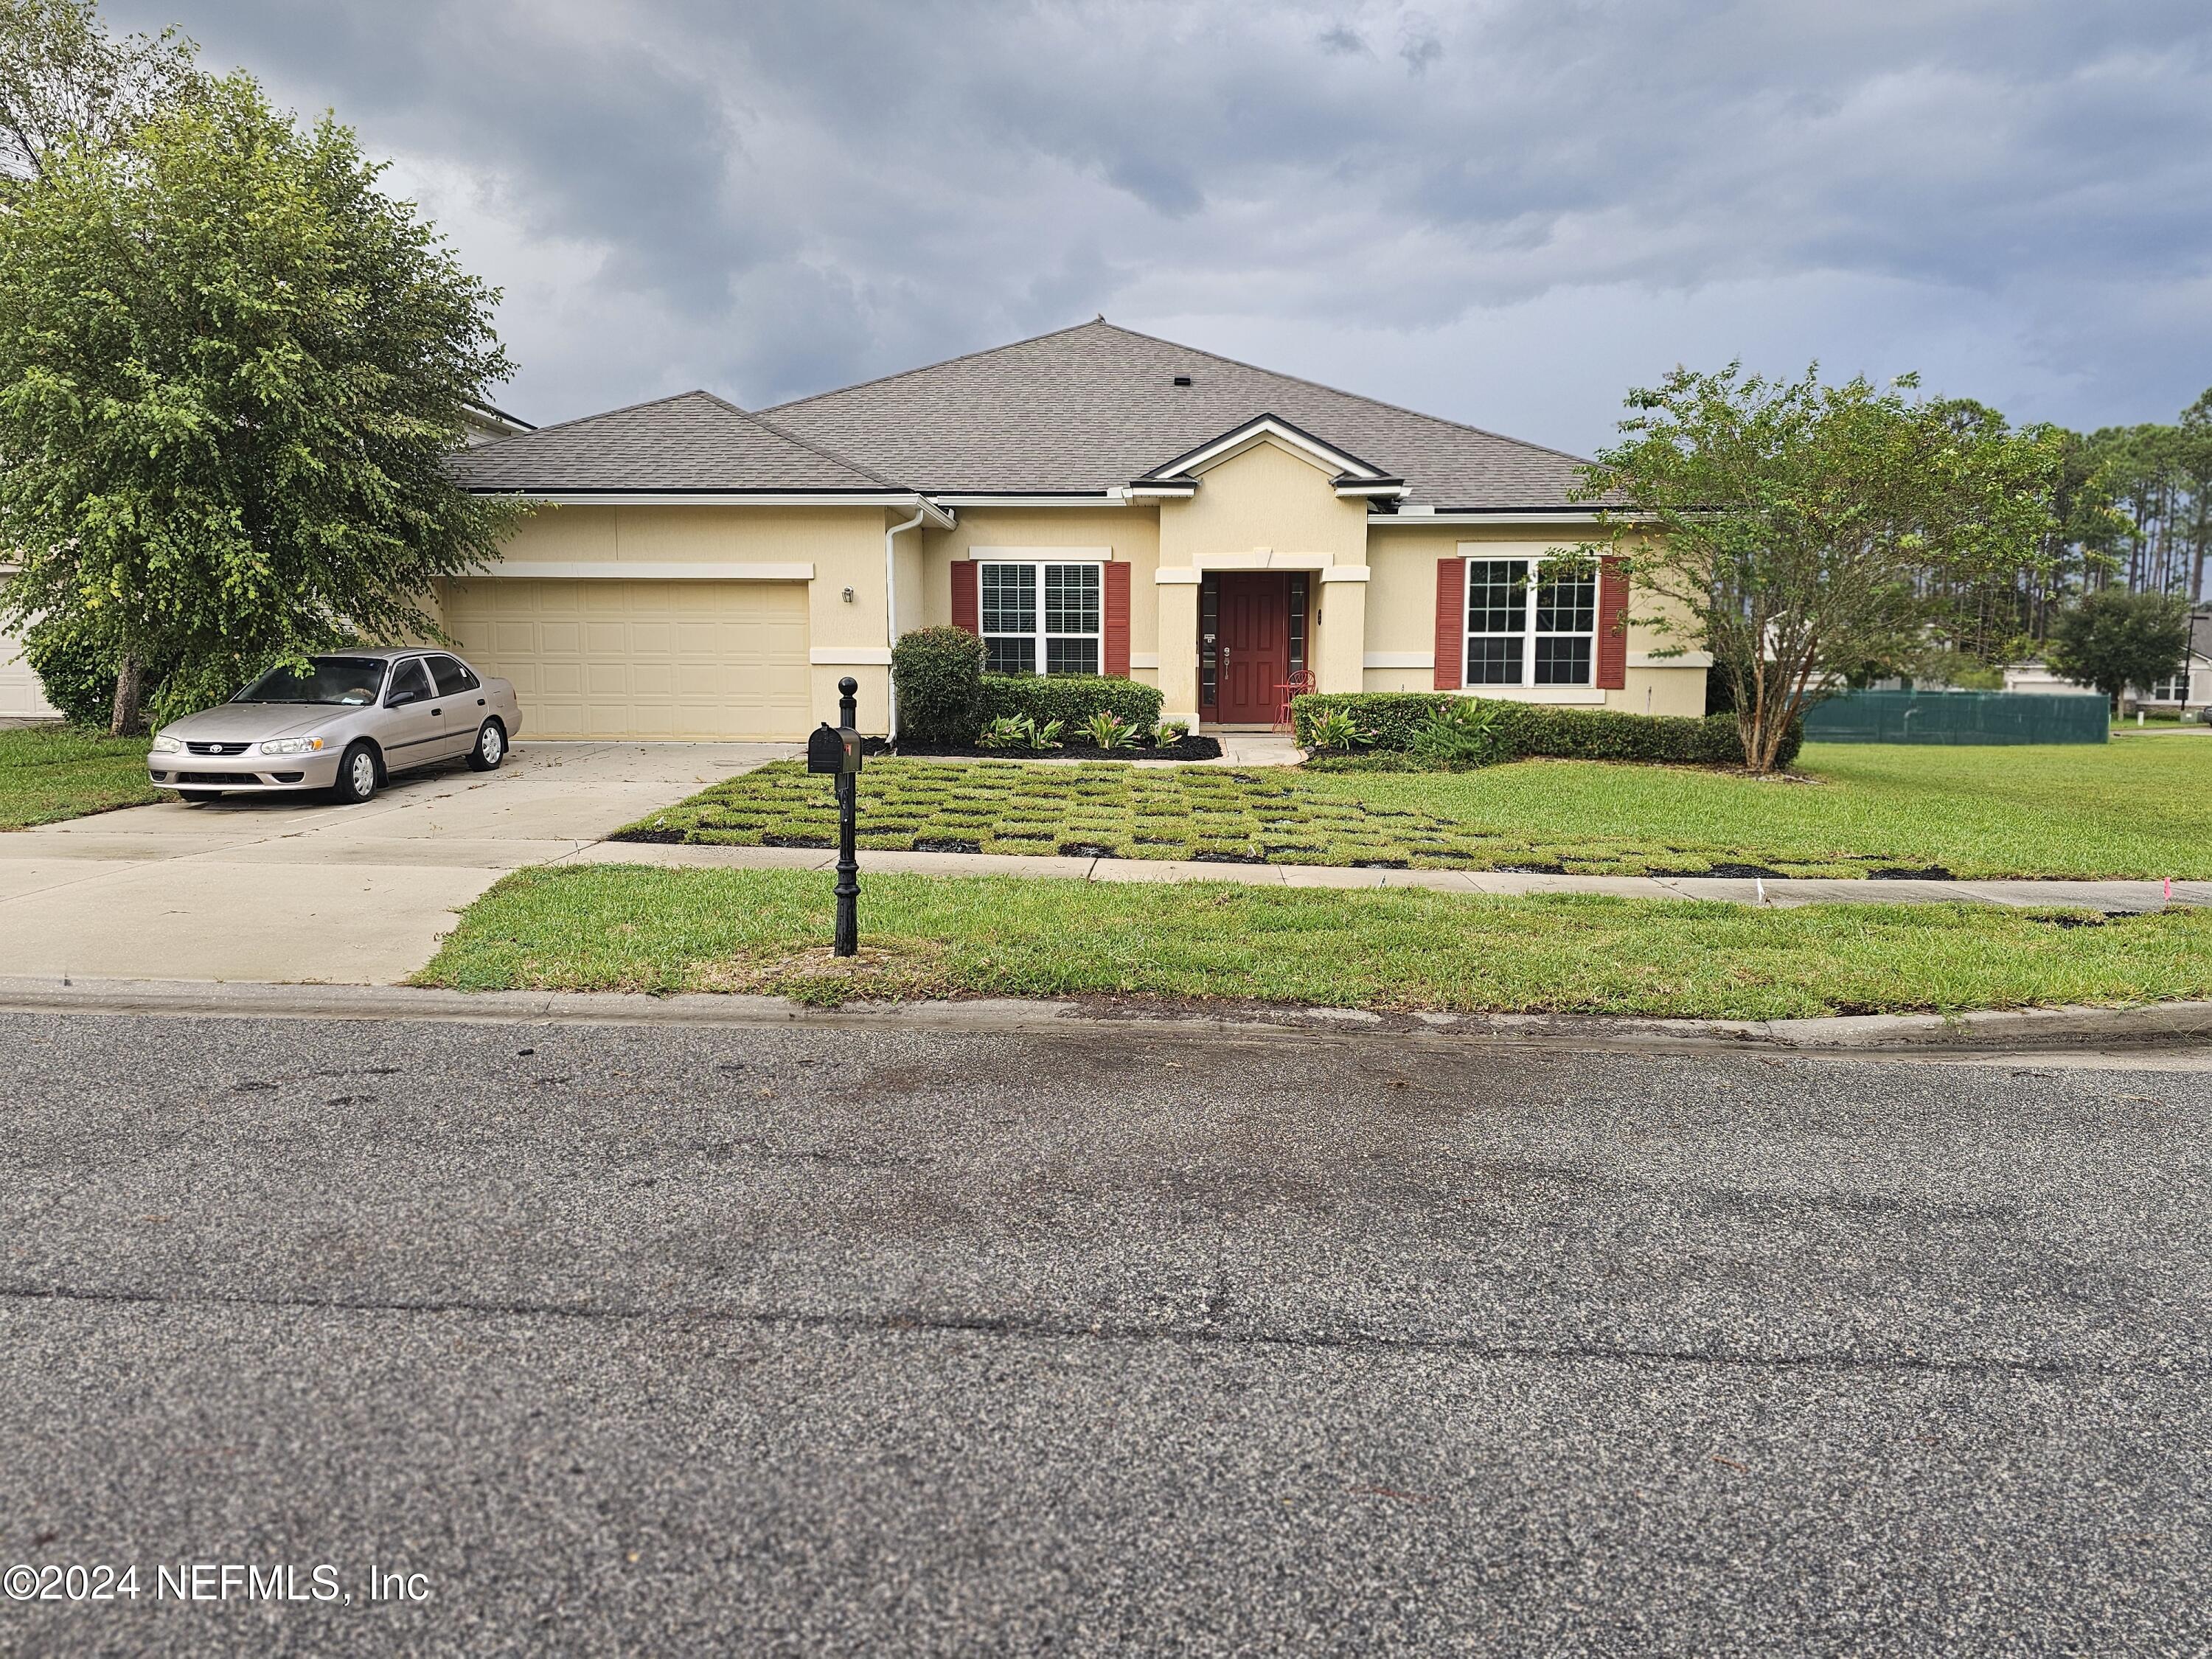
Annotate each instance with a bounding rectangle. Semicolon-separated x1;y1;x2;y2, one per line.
0;0;201;184
0;71;521;731
1576;364;2064;772
2045;588;2193;712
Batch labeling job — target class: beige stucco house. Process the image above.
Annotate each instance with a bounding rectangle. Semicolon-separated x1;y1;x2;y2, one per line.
445;321;1706;740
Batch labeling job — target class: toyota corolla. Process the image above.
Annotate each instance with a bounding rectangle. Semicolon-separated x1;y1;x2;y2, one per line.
145;649;523;805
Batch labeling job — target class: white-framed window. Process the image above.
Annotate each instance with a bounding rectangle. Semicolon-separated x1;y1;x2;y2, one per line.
2145;671;2188;702
1464;557;1596;686
979;560;1102;675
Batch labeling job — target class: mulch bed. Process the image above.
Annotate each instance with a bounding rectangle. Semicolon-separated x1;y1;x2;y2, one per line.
891;736;1223;763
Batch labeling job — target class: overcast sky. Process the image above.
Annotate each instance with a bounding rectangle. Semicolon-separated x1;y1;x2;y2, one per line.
105;0;2212;456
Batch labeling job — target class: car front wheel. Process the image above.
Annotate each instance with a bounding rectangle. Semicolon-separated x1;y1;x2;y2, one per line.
331;742;380;805
465;718;506;771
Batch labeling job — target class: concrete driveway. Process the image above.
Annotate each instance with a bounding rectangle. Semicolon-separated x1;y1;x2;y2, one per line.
0;742;790;984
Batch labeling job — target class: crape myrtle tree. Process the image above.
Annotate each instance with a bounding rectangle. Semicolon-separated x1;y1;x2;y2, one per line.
0;66;520;731
2045;588;2194;713
1573;364;2064;773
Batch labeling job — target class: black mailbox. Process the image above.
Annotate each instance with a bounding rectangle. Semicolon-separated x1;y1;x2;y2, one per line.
807;723;863;776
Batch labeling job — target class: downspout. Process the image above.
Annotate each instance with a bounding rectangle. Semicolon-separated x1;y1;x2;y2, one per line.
884;504;928;739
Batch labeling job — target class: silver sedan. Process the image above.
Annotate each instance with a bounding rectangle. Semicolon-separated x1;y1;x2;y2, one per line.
147;648;524;805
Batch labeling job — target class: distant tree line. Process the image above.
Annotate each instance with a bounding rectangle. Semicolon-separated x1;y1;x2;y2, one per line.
1958;393;2212;651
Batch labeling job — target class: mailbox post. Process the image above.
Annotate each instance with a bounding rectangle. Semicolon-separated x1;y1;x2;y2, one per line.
806;675;864;956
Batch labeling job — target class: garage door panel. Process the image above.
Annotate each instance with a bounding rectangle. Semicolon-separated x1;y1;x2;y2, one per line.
445;578;811;740
0;624;58;718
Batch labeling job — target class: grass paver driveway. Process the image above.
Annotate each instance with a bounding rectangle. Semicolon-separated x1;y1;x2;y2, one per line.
617;737;2212;880
0;723;157;830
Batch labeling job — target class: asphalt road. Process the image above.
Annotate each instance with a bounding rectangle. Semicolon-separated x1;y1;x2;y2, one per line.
1;1010;2207;1656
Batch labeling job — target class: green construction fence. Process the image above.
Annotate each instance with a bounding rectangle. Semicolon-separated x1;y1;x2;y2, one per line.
1801;689;2109;745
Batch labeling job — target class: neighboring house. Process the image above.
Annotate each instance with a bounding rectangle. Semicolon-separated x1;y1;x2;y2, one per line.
2005;604;2212;714
445;320;1706;740
461;399;535;446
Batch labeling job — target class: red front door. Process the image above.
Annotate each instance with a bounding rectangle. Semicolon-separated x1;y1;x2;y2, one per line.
1212;574;1292;723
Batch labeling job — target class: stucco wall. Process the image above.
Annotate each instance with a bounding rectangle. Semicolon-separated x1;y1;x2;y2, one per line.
1361;522;1706;717
1156;440;1369;570
483;502;897;731
922;507;1163;683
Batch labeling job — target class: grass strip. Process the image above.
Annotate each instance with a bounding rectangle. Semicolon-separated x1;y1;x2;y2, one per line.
415;863;2212;1020
0;724;158;830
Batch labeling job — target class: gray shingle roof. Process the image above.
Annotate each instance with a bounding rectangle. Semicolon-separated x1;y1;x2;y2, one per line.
762;319;1599;509
451;389;900;493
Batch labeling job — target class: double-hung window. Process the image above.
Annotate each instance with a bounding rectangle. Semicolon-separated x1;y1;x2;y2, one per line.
1464;557;1596;686
978;560;1102;675
2146;670;2187;702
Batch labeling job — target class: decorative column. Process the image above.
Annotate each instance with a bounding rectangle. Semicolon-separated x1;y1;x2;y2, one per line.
1314;566;1369;694
1154;567;1202;723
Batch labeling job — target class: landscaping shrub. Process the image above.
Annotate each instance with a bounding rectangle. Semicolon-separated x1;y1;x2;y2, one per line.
1407;698;1508;768
891;627;987;745
1292;692;1802;770
978;672;1163;734
22;617;180;729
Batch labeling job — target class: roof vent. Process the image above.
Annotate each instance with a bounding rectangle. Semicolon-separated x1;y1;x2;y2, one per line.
1172;374;1192;387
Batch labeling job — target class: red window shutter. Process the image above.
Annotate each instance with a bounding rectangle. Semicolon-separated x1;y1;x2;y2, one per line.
1596;556;1629;689
1102;560;1131;678
1433;557;1464;690
950;560;978;634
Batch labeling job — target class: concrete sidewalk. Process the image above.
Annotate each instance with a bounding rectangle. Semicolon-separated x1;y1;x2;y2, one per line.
571;838;2212;914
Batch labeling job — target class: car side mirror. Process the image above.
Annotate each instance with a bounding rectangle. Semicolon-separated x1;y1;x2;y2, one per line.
386;687;420;708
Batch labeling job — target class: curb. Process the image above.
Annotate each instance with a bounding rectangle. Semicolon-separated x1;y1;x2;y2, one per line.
0;975;2206;1057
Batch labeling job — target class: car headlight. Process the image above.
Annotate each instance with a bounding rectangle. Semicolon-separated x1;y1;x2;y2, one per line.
150;734;183;754
258;736;328;755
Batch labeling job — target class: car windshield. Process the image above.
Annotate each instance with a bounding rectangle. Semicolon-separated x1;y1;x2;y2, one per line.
230;657;387;706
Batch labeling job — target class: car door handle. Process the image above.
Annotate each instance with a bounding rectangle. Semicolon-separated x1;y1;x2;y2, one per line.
430;708;442;717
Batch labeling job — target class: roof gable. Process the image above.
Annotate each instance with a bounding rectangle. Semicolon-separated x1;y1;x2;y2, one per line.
762;319;1596;509
451;389;901;494
1135;413;1397;489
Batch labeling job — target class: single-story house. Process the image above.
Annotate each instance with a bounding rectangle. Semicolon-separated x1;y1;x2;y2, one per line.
422;319;1703;740
2004;604;2212;714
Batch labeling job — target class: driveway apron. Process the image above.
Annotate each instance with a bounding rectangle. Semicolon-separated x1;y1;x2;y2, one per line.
0;742;793;984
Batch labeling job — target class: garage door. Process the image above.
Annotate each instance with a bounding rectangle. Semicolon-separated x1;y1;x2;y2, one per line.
442;579;811;740
0;623;58;720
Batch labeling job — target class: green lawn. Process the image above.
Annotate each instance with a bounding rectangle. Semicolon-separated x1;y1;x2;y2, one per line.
619;738;2212;879
0;723;158;830
416;863;2212;1019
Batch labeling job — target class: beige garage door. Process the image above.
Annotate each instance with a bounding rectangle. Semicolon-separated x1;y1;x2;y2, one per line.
443;579;811;740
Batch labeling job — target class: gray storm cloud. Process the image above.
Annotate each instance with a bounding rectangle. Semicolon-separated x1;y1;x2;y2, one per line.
102;0;2212;451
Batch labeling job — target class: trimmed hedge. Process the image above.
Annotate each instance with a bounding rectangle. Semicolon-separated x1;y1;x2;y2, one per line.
891;627;986;745
1291;692;1801;770
978;672;1163;733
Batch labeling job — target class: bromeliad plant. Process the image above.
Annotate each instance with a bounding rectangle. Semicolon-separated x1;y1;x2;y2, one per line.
978;714;1065;751
1082;711;1141;750
1304;709;1366;753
